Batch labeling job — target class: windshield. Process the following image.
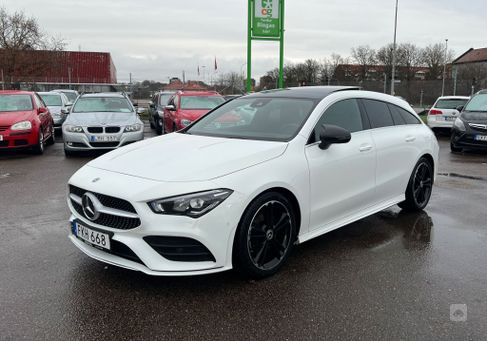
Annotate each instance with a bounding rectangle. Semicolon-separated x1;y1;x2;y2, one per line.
62;92;78;102
186;97;317;141
159;94;173;106
435;98;469;109
465;94;487;112
39;94;62;106
0;94;33;112
73;97;133;113
180;96;225;110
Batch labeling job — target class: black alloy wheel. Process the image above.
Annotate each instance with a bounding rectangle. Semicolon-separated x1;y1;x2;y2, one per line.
234;192;296;278
399;157;433;211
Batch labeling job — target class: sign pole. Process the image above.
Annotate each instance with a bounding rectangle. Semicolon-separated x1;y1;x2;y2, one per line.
246;0;253;93
278;0;284;88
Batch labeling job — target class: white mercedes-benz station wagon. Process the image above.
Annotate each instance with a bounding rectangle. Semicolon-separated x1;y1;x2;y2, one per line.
67;87;439;278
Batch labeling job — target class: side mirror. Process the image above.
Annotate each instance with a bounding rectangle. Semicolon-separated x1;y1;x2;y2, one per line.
319;124;351;150
165;105;176;111
38;107;48;114
137;107;145;115
66;102;73;107
456;105;464;112
61;108;69;114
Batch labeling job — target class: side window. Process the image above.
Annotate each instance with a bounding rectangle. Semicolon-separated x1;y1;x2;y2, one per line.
311;99;363;143
387;104;406;125
362;99;394;128
396;105;421;124
174;95;179;109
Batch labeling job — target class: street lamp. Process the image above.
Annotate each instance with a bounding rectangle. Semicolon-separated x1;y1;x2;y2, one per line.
390;0;399;96
441;38;448;96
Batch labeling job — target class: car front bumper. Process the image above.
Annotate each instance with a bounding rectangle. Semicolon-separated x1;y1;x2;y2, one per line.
0;130;38;149
67;167;246;275
63;129;144;151
451;128;487;150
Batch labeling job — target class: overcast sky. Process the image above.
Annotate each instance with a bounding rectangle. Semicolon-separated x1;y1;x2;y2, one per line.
2;0;486;83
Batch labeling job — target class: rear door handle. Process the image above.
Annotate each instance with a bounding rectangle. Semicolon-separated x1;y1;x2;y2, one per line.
359;144;373;152
405;136;416;142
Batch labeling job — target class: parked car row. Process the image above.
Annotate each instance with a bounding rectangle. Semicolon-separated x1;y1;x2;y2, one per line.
0;90;145;156
148;90;225;135
426;92;487;152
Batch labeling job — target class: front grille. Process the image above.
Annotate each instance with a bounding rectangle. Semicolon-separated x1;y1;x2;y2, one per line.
105;126;120;133
144;236;216;262
87;127;103;133
90;142;119;148
0;126;9;132
69;185;140;229
469;123;487;131
14;140;28;146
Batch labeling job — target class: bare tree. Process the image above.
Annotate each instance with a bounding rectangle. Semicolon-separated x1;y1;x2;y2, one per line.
422;43;454;80
351;45;376;80
397;43;423;80
0;7;65;88
376;43;394;80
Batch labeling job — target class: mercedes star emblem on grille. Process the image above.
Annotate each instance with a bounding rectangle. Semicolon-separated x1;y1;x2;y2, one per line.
82;192;101;221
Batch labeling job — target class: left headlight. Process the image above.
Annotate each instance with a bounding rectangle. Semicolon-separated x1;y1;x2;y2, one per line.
124;124;142;132
10;121;32;130
148;189;233;218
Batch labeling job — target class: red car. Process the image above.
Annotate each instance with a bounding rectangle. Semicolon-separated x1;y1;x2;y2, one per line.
163;91;225;133
0;90;55;154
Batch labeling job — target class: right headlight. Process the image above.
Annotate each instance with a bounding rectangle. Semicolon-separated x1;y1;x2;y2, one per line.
148;189;233;218
64;125;83;133
453;118;466;131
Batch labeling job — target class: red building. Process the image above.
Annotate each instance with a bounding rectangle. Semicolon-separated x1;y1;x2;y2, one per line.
0;49;117;90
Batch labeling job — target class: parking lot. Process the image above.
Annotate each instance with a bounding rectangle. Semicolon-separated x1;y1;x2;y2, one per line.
1;125;487;340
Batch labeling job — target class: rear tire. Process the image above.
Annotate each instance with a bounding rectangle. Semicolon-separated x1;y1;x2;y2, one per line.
398;157;433;212
233;192;297;279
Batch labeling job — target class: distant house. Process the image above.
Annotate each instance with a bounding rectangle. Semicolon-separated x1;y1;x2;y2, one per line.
334;64;430;82
163;80;208;91
452;47;487;86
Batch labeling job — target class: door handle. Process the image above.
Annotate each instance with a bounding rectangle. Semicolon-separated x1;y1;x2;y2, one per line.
405;136;416;142
359;144;373;152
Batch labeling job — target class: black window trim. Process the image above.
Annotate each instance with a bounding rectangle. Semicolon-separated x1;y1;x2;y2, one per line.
358;98;421;129
307;98;369;145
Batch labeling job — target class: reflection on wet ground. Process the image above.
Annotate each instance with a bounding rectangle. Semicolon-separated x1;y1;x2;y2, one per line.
1;131;486;340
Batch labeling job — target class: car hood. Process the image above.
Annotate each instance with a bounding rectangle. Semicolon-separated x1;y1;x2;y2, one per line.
87;133;288;182
0;111;34;125
461;111;487;123
66;112;136;126
178;109;211;121
47;106;62;115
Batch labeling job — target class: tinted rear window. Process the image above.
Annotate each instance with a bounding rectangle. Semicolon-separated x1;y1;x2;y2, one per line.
362;99;394;128
435;98;469;109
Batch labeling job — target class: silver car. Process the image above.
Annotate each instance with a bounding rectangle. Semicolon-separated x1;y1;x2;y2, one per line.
62;93;144;156
38;92;72;130
51;89;80;103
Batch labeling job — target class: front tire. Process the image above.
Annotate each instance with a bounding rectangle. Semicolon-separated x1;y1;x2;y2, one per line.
450;141;462;153
33;130;44;155
233;192;296;278
155;117;163;135
398;157;433;212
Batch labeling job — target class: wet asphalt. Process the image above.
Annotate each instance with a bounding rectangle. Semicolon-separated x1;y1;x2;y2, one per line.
0;126;486;340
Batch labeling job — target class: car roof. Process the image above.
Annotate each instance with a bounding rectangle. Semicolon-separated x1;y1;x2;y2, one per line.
80;92;127;98
38;92;61;96
477;89;487;94
0;90;34;95
51;89;78;93
244;86;361;100
177;91;222;96
435;96;470;100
